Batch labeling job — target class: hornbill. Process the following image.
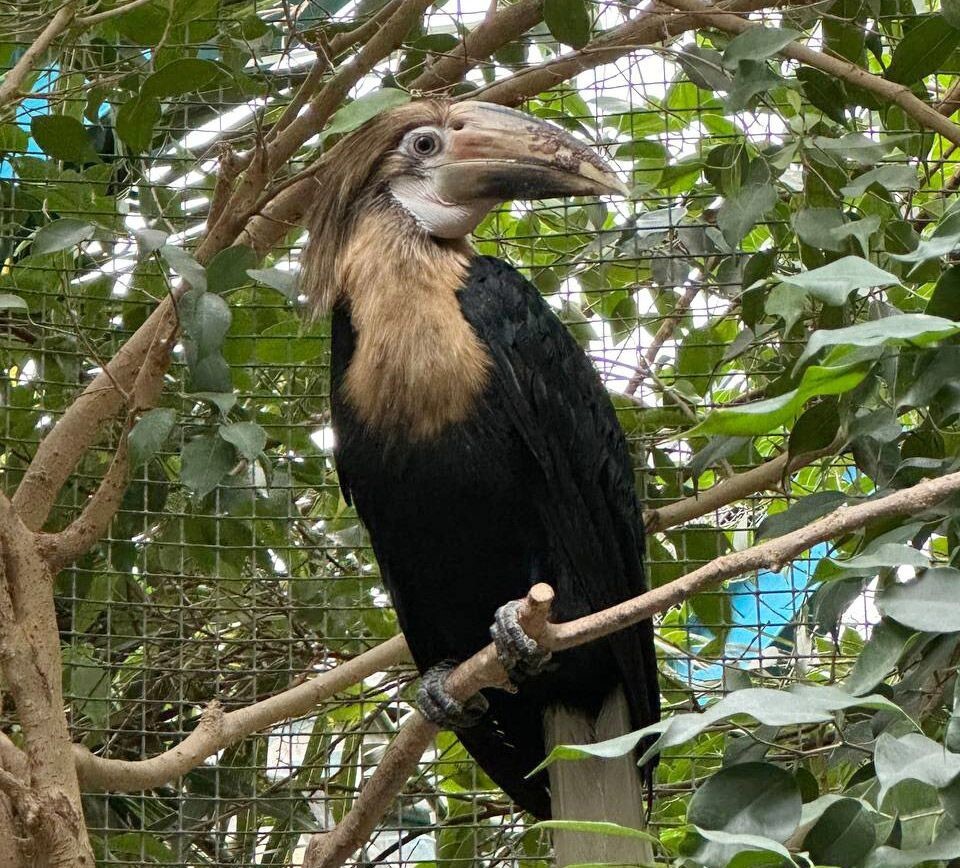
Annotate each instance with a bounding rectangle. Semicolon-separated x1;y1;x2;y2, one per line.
302;99;660;865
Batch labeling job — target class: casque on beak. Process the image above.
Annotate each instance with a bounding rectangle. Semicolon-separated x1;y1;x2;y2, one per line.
433;102;629;204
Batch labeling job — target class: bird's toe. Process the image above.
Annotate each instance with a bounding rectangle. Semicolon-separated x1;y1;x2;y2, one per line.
416;661;489;729
491;599;552;683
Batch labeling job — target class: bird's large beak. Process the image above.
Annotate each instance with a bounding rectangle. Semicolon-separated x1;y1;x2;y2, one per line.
433;102;629;204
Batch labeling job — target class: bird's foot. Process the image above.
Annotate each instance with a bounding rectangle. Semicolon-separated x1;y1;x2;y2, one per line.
417;661;489;729
491;599;552;683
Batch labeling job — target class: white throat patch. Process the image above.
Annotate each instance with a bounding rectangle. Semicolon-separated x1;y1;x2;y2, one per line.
389;175;496;239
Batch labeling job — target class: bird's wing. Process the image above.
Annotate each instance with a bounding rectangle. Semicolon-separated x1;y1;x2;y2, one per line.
461;255;660;732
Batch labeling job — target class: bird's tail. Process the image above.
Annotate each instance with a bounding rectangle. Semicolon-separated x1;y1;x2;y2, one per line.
544;687;654;866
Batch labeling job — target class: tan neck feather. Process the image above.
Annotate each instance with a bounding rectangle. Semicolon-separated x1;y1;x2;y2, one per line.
338;214;491;441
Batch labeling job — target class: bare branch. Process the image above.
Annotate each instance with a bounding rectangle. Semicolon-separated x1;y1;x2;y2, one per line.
0;734;26;783
74;635;410;790
12;282;179;533
408;0;544;94
0;495;94;864
36;428;130;572
645;440;840;533
658;0;960;148
327;0;406;59
0;1;77;110
625;283;699;397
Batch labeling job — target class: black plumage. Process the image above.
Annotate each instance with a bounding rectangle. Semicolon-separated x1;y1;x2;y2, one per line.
331;254;659;817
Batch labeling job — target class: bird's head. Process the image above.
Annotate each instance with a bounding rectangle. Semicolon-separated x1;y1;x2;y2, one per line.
303;99;627;311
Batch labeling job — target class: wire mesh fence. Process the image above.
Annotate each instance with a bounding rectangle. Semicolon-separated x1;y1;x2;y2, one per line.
1;0;949;862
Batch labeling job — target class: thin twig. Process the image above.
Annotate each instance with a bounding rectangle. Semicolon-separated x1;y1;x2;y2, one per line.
625;283;699;396
75;0;154;27
74;635;411;790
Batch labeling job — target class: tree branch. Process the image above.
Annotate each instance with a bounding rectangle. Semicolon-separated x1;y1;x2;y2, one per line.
36;428;130;572
0;495;94;864
657;0;960;148
75;0;154;27
74;634;410;790
645;441;839;533
625;283;699;397
408;0;544;94
0;1;77;111
198;0;435;262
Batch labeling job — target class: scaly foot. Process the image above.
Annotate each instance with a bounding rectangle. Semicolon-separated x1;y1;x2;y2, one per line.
491;599;552;683
416;660;489;729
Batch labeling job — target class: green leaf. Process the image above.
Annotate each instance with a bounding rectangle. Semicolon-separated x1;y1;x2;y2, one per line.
692;827;796;866
255;319;326;363
677;45;733;92
535;685;904;772
796;313;960;368
803;798;876;867
161;245;207;290
0;294;28;311
32;219;95;255
792;208;847;252
945;0;960;29
129;408;176;467
218;421;266;462
30;115;98;163
844;619;916;696
926;266;960;320
688;363;867;436
725;61;784;111
891;218;960;264
788;399;839;457
528;820;656;842
206;245;257;293
689;762;801;842
886;15;960;85
797;68;847;124
248;267;298;299
322;89;412;142
191;392;237;416
141;58;225;99
65;645;111;730
544;0;592;49
135;228;169;258
842;165;920;196
813;133;900;166
722;26;800;67
180;432;236;498
116;94;161;153
178;290;231;358
776;256;900;306
757;491;848;540
718;183;777;246
876;731;960;803
865;830;960;868
947;676;960;751
877;567;960;632
830;542;929;574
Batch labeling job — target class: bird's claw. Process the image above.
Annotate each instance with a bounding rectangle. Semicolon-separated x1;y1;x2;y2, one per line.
491;599;552;683
417;661;489;729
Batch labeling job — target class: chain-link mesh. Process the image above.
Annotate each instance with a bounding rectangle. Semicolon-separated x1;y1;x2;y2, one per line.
0;0;932;862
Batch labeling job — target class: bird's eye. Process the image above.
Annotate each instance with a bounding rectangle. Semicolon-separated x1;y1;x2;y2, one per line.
411;133;440;157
